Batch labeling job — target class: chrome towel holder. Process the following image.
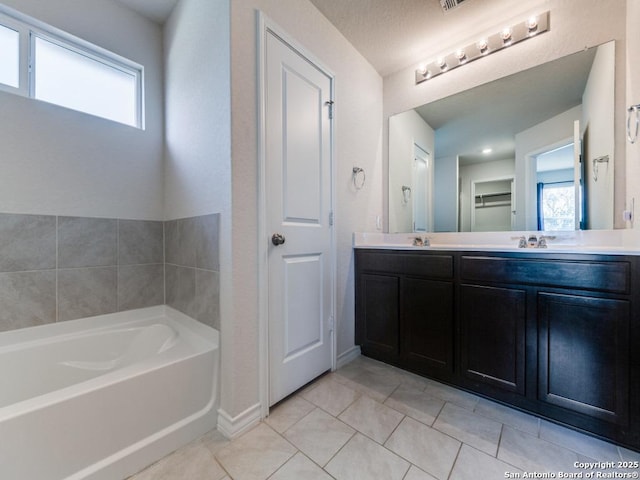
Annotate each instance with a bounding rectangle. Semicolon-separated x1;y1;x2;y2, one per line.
628;104;640;144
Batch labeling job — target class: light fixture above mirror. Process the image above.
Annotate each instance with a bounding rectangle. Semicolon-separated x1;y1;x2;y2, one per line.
415;11;550;85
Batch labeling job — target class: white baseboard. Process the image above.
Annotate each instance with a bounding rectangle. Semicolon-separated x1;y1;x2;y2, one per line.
217;403;262;440
336;345;361;369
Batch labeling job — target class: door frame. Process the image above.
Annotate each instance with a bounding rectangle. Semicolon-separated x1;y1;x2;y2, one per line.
257;12;337;419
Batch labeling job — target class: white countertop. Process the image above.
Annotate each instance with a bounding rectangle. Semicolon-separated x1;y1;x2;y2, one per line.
353;230;640;255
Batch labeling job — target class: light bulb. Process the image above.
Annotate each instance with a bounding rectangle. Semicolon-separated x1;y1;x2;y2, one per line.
501;27;512;44
477;39;489;55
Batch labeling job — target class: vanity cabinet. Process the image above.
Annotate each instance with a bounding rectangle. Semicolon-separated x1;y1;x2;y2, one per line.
354;248;640;451
401;277;454;379
537;293;629;425
459;284;526;395
355;251;454;380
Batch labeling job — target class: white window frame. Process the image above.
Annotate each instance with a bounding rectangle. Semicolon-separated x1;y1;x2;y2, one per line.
0;5;144;129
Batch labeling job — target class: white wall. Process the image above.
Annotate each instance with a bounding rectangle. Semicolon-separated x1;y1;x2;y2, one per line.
434;156;459;232
228;0;383;420
388;110;435;233
164;0;231;221
0;0;164;220
582;42;615;229
626;0;640;227
383;0;628;229
515;105;582;230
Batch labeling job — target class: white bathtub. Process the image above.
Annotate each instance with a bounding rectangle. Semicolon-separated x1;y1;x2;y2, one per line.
0;305;219;480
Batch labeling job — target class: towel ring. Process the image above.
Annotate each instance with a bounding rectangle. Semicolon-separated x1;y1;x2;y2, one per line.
352;167;366;190
628;104;640;144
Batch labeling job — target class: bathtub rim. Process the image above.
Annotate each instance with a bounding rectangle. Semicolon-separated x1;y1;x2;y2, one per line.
0;306;219;422
0;305;218;351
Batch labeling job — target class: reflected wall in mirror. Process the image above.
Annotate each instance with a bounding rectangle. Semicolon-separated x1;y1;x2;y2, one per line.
388;41;615;233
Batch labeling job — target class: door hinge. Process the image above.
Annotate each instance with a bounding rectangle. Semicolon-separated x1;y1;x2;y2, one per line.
328;315;335;332
329;211;334;226
325;100;334;119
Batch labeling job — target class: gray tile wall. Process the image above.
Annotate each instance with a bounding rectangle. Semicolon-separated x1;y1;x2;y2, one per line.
0;213;165;331
0;212;221;333
164;214;220;330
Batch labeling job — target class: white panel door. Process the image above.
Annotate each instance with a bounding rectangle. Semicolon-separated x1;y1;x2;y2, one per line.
265;31;333;405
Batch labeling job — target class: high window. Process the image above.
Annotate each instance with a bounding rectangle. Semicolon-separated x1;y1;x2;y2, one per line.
0;7;144;128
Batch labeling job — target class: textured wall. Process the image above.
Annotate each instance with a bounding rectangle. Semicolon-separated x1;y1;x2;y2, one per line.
0;0;164;220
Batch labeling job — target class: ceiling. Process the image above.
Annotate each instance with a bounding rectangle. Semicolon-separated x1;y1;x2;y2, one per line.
114;0;178;24
307;0;544;77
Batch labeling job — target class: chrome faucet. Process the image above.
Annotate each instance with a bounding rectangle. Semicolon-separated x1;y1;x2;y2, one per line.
411;236;430;247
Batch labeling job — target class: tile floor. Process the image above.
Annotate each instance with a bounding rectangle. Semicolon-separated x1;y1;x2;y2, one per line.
129;355;640;480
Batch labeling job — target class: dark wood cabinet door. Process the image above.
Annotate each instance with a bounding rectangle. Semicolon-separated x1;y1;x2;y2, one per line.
460;284;526;394
401;278;454;378
356;273;399;362
537;292;629;425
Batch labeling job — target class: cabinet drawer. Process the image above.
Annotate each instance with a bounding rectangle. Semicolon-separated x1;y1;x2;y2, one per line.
356;251;453;278
460;256;630;293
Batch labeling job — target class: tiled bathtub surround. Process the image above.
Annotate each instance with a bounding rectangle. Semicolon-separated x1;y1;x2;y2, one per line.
164;214;220;330
0;212;220;333
0;213;164;331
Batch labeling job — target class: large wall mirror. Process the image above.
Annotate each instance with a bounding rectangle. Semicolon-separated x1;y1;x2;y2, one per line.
389;41;615;233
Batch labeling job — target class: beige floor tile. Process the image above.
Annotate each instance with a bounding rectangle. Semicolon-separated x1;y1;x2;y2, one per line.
385;416;460;479
498;426;580;473
338;395;404;443
384;384;445;426
301;377;360;416
325;433;410;480
215;424;296;480
269;452;333;480
403;465;438;480
539;420;621;461
619;447;640;462
283;407;355;466
130;440;227;480
421;378;479;411
450;445;523;480
334;356;404;402
433;403;502;456
197;428;231;456
473;398;539;436
265;395;316;433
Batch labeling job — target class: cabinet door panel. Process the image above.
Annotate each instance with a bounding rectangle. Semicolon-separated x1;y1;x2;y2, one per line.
538;293;629;424
356;274;399;361
401;278;454;377
461;284;526;394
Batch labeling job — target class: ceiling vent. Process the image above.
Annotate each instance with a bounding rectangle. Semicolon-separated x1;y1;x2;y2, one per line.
439;0;467;12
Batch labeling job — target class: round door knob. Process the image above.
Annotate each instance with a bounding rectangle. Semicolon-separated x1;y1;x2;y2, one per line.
271;233;286;246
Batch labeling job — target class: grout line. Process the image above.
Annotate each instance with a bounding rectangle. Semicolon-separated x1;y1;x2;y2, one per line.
445;443;463;480
496;423;505;458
